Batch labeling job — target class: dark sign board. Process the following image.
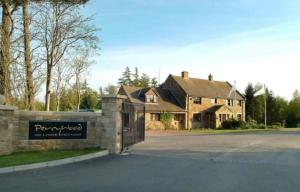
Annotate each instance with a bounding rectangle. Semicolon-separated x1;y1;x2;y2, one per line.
29;121;87;140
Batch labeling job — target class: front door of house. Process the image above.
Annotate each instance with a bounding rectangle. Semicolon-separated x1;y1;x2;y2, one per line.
205;113;216;128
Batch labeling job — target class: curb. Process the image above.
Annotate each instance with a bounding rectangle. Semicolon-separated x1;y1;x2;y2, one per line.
0;150;109;174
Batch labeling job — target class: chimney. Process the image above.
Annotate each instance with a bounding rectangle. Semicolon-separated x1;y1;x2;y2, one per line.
181;71;189;79
208;73;213;81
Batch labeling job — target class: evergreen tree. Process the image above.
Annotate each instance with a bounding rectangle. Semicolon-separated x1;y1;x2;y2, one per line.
151;78;158;87
286;90;300;127
132;67;140;87
99;86;104;96
245;83;262;121
118;67;132;85
245;83;256;120
139;73;150;88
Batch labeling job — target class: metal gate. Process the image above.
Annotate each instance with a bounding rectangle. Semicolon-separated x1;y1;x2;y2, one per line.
122;102;145;150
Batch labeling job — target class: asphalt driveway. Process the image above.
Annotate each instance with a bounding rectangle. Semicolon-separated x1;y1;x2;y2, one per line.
1;131;300;192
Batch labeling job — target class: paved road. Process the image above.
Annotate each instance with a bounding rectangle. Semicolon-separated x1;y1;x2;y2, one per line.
2;131;300;192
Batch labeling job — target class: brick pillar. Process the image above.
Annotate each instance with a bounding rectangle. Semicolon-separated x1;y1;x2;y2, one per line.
101;95;127;154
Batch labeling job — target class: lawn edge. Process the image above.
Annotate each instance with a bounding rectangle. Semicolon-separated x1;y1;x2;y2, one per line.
0;150;109;174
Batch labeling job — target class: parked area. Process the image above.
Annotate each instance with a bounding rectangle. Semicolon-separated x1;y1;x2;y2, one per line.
2;131;300;192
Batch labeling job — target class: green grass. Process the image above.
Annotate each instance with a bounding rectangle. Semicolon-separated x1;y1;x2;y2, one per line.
188;128;278;135
0;148;102;168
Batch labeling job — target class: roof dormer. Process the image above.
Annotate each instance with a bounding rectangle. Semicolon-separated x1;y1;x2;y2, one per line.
141;88;158;103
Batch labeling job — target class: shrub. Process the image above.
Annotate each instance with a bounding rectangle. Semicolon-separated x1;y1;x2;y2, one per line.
221;119;243;129
269;122;282;129
285;113;298;128
160;112;174;130
240;120;259;129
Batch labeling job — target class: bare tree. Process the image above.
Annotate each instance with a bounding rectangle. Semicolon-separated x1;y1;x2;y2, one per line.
104;84;119;95
6;3;45;109
71;49;92;112
52;58;72;111
0;0;21;104
33;2;98;111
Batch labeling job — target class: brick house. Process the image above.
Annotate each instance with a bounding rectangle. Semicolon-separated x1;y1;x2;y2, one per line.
118;71;245;129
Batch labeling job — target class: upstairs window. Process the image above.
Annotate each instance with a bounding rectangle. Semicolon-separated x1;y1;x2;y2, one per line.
238;100;243;106
227;99;233;106
193;97;202;104
146;95;157;103
211;98;218;104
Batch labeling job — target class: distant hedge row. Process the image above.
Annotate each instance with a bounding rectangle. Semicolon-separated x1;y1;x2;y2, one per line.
221;119;282;129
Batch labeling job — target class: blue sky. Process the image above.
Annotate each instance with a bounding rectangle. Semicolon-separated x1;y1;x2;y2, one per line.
82;0;300;100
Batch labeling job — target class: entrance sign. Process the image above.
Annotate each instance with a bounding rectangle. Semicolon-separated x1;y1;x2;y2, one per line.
29;121;87;140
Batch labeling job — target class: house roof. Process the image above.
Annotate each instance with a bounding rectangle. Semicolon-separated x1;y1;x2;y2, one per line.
204;105;233;113
171;75;244;100
120;85;186;112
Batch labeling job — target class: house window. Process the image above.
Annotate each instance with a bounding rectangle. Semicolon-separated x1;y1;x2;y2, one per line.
238;100;243;106
193;113;202;122
150;113;160;121
222;114;227;122
211;98;215;104
123;113;130;128
146;95;157;103
193;97;202;104
237;114;242;120
227;99;233;106
219;114;222;122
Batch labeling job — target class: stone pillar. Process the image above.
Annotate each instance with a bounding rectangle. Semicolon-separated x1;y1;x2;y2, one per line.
0;105;18;155
101;95;127;154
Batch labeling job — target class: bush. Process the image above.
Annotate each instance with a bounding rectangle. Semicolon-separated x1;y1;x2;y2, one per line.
285;113;298;128
221;119;243;129
269;122;282;129
160;112;174;130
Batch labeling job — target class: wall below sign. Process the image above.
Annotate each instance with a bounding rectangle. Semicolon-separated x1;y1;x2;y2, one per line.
0;95;126;155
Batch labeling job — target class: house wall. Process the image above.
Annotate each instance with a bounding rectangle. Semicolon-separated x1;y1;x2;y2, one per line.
145;113;165;130
145;112;185;130
188;97;245;129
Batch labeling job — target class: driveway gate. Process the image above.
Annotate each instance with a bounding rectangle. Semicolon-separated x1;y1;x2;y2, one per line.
122;102;145;150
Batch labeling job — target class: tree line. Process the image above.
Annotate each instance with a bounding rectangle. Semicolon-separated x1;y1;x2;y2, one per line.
0;0;98;111
118;66;158;88
245;83;300;128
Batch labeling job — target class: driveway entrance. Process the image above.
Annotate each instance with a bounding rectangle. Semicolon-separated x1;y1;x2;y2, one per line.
2;131;300;192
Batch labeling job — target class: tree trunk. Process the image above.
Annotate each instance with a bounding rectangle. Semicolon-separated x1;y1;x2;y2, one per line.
76;73;80;112
56;96;60;112
0;2;12;104
23;0;35;110
45;68;51;111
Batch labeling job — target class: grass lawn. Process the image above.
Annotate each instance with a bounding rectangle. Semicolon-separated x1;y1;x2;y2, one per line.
189;128;278;135
0;148;102;168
